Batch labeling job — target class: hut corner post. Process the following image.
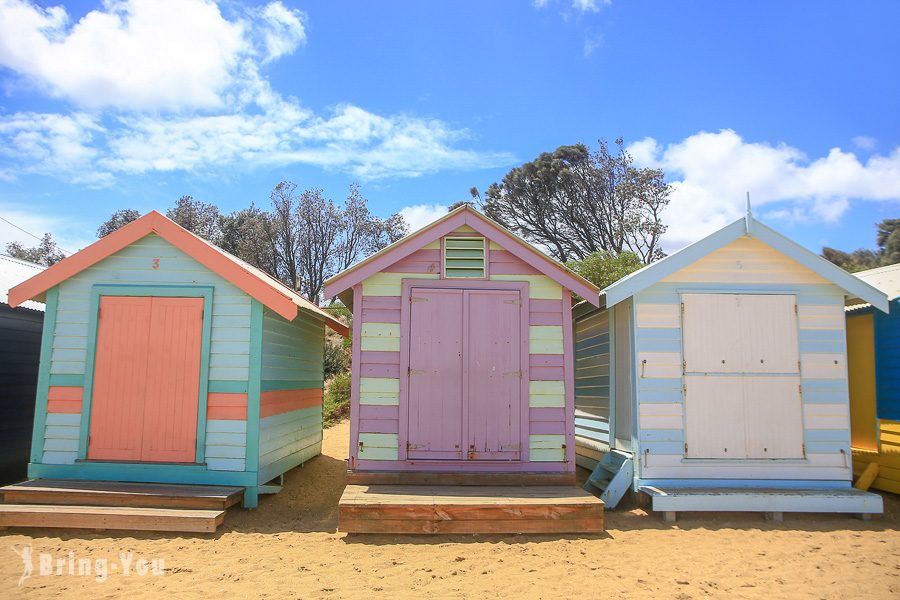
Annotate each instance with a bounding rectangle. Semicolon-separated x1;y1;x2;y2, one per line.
242;300;264;508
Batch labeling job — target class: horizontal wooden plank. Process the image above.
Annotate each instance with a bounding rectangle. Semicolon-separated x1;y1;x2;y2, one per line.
0;504;225;533
0;480;243;510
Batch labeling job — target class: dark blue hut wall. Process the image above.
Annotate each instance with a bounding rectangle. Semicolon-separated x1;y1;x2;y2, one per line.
875;298;900;420
0;303;43;483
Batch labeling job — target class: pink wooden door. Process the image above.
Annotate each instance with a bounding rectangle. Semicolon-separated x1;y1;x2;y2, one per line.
89;296;203;462
141;297;204;462
465;290;521;460
88;297;153;461
406;288;464;459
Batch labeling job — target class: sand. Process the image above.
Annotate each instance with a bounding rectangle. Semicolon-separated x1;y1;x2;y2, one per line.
2;420;898;599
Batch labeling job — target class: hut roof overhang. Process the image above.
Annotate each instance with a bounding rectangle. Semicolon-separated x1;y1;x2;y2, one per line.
324;205;601;307
601;215;889;314
8;211;348;336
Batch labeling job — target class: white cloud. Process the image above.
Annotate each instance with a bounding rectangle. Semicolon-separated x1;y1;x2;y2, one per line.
628;129;900;249
0;1;513;182
256;1;306;63
399;203;448;232
852;135;877;151
0;0;253;110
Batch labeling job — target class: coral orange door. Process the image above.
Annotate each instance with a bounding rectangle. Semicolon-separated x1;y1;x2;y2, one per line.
88;296;204;462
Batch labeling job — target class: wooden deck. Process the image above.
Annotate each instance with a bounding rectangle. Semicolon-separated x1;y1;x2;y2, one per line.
346;470;576;486
0;479;244;509
339;485;604;534
0;504;225;533
0;479;244;533
639;485;884;522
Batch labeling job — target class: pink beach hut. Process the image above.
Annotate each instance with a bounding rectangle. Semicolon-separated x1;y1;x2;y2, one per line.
325;206;604;533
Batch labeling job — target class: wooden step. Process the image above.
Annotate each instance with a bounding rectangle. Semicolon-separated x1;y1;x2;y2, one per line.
0;504;225;533
345;471;576;486
339;485;604;534
0;480;244;510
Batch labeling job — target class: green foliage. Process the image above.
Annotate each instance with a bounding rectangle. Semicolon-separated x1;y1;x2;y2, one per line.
480;138;671;264
323;372;352;427
167;195;223;243
97;209;141;238
5;233;66;266
877;218;900;266
323;339;351;379
822;218;900;271
566;250;645;290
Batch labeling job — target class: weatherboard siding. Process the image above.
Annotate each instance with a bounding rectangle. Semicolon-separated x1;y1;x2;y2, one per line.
353;234;570;466
258;307;325;483
573;306;610;469
39;235;254;467
633;238;854;481
50;234;251;380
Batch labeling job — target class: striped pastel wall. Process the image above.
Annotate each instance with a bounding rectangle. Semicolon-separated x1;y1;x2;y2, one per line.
40;234;252;467
634;236;854;481
257;307;325;483
355;229;570;464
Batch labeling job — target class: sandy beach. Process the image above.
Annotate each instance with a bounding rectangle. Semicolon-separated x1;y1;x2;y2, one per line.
1;420;897;599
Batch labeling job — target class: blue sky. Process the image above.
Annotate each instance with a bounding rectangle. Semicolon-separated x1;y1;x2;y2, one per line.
0;0;898;257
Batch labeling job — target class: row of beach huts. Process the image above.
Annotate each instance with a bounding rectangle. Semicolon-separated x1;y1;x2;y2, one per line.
0;204;896;534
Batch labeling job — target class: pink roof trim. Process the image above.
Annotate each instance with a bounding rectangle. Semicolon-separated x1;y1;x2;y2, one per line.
324;205;601;306
8;211;348;336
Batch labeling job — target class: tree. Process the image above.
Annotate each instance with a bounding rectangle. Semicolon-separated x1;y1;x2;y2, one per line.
822;218;900;271
876;218;900;266
269;181;304;290
97;209;141;237
167;196;222;243
566;250;645;290
480;139;671;264
295;187;342;302
5;233;66;266
218;204;278;275
267;181;409;302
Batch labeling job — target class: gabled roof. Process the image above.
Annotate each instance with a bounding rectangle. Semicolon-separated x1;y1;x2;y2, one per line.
8;211;348;336
324;205;601;306
0;254;45;312
853;263;900;301
603;215;890;313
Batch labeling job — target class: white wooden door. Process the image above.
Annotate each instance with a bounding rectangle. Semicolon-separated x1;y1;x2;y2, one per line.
738;295;799;374
681;293;803;460
682;294;743;373
684;376;746;458
743;377;804;458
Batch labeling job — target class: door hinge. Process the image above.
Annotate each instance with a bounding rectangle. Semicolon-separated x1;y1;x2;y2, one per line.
410;296;427;302
794;304;799;315
681;302;685;314
504;299;521;305
682;359;687;373
503;370;522;378
684;442;688;455
801;443;806;458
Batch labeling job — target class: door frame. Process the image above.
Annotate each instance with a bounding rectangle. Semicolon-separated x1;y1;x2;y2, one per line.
78;284;215;463
398;278;531;463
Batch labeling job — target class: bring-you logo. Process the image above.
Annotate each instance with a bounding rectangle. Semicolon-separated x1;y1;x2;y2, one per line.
10;544;165;585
